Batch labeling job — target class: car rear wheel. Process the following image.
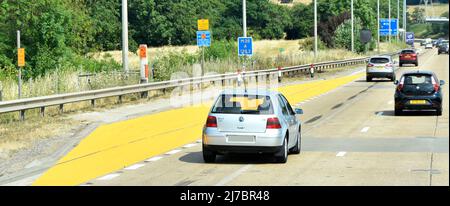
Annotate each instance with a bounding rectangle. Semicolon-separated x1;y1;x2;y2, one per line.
366;77;372;82
437;108;442;116
395;107;403;116
275;136;288;163
202;145;216;163
290;129;301;155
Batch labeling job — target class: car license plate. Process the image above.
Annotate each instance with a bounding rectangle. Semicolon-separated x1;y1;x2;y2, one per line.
376;66;384;69
410;100;426;105
227;135;255;143
405;55;411;58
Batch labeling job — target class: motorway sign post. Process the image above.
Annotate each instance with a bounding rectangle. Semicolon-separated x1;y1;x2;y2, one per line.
380;19;398;36
197;19;211;76
406;32;415;46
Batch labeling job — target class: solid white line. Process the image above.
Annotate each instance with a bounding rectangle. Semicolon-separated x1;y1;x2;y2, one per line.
215;165;252;186
336;151;347;157
183;143;197;148
145;156;163;162
97;173;120;181
165;149;182;155
124;163;145;170
361;127;370;133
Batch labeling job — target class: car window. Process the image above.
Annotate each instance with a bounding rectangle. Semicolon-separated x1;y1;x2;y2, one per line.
277;95;289;116
401;50;415;54
280;94;295;116
403;75;432;85
370;58;390;64
211;94;274;115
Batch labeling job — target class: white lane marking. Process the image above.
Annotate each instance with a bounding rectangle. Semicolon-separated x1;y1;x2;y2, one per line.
97;173;120;181
124;163;145;170
183;143;197;148
215;165;252;186
361;127;370;133
388;100;394;105
165;149;182;155
336;151;347;157
145;156;163;162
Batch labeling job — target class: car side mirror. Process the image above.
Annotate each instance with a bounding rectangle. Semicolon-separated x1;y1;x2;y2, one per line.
440;80;445;86
295;108;304;115
394;80;399;85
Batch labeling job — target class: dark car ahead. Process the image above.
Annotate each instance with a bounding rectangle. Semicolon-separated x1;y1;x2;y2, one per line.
399;49;418;67
438;43;449;55
394;71;445;116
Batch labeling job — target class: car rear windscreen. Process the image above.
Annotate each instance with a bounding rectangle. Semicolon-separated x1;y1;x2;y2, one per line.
401;50;415;54
370;58;390;64
403;74;433;85
211;94;274;115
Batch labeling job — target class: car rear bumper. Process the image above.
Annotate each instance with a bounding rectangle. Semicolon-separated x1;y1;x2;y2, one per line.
395;95;442;111
202;128;285;150
399;59;417;64
203;144;283;154
367;72;395;78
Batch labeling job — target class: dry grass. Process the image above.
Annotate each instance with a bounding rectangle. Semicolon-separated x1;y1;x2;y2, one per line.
408;3;449;17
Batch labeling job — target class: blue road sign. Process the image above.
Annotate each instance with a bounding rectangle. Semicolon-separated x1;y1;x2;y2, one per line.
197;31;211;47
380;19;398;36
406;32;415;45
238;37;253;56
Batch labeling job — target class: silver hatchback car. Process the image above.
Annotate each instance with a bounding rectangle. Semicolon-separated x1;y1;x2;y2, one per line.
202;89;303;163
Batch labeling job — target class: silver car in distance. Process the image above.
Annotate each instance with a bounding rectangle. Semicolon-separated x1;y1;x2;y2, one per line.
202;89;303;163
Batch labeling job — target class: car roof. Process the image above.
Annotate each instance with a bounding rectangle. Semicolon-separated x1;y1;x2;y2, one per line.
401;70;436;76
370;56;391;59
220;89;280;96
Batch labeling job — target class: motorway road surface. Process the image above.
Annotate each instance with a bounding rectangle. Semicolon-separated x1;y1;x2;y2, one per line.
41;49;450;186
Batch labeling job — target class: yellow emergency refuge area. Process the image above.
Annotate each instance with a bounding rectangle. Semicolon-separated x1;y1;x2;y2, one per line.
32;72;364;186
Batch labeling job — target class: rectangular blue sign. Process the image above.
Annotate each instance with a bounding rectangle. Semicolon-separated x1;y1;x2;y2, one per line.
380;19;398;36
406;32;415;45
238;37;253;56
197;31;211;47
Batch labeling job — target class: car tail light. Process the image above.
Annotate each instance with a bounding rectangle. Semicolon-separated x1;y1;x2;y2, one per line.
397;78;404;91
206;116;217;128
266;117;282;129
432;78;440;92
367;64;374;67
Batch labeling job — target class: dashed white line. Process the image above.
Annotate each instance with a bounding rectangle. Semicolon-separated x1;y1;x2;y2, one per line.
165;149;182;155
124;163;145;170
183;143;197;148
145;156;163;162
97;173;120;181
361;127;370;133
336;151;347;157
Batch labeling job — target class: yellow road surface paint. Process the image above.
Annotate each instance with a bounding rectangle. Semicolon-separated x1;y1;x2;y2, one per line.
33;72;364;186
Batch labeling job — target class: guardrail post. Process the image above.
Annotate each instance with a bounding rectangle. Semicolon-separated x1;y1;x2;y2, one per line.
59;104;64;114
91;99;95;107
118;95;123;104
40;107;45;117
277;66;282;83
20;110;25;121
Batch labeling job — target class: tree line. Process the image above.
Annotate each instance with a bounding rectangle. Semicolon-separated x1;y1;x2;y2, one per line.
1;0;411;78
